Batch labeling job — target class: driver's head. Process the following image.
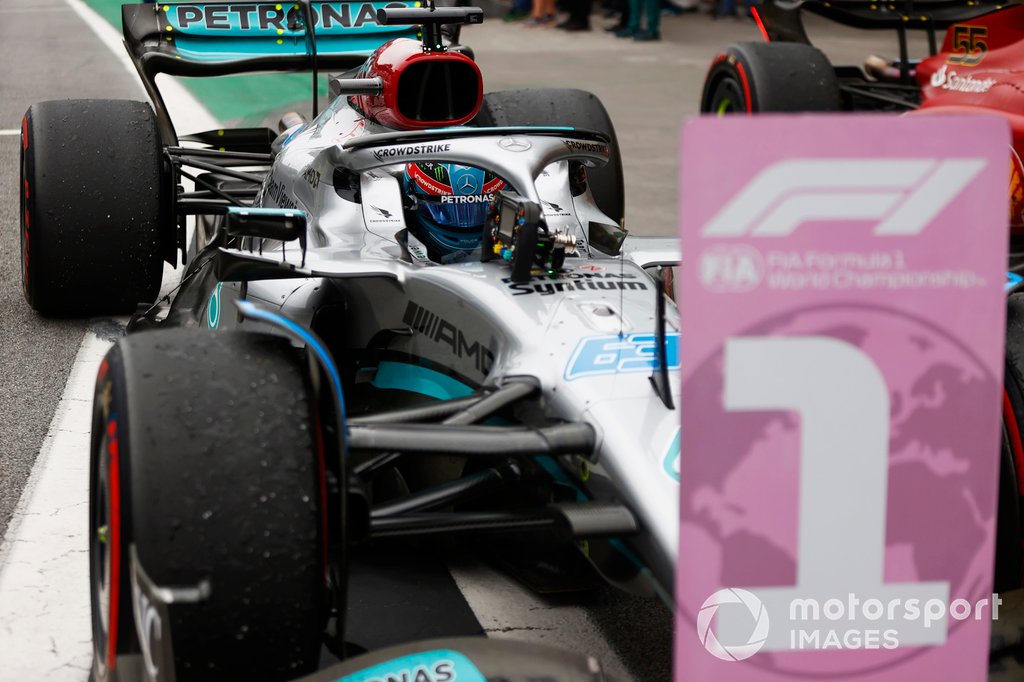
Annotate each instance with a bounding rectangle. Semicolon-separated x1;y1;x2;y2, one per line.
404;162;506;260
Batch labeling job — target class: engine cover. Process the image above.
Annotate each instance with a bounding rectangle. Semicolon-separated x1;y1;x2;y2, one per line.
351;38;483;130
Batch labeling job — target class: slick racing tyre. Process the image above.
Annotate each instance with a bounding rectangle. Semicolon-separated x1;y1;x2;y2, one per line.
473;89;625;226
701;42;840;114
21;99;169;316
89;330;326;682
998;293;1024;592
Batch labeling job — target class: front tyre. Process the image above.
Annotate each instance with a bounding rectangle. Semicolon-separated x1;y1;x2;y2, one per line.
89;330;326;681
21;99;169;316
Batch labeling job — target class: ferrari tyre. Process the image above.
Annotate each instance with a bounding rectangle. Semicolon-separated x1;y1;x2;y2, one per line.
474;89;625;226
701;42;840;114
21;99;168;316
998;293;1024;592
89;329;325;682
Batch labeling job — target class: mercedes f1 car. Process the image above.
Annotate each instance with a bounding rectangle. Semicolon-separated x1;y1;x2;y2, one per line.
19;2;680;680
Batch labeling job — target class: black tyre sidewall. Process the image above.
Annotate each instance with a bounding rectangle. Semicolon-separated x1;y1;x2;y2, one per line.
999;294;1024;591
115;329;325;680
89;344;138;682
22;99;168;316
702;43;840;113
474;89;625;226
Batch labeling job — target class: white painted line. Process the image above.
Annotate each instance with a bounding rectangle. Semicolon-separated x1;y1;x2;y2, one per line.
0;129;20;136
0;334;113;681
0;1;217;679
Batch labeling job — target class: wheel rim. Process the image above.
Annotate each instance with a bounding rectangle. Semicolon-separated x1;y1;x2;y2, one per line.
710;76;746;116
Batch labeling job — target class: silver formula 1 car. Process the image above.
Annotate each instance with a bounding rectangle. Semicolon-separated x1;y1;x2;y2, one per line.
18;3;680;680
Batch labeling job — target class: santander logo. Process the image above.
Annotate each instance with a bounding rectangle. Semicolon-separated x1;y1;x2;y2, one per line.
929;64;996;93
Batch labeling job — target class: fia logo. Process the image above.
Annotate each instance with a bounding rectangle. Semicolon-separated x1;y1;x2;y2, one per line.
699;245;765;293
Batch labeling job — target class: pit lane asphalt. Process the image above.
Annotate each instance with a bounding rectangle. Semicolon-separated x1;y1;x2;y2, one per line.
0;4;930;680
0;0;144;540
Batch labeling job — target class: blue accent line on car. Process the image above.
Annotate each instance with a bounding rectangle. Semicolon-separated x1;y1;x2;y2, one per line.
1007;272;1023;292
371;361;474;401
235;300;348;453
663;429;679;482
336;649;486;682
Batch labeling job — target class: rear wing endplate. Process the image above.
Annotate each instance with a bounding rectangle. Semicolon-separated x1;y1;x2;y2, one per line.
122;2;420;143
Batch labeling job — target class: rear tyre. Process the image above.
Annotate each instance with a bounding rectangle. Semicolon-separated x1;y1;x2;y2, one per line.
701;42;840;114
473;89;625;226
997;293;1024;592
90;329;326;681
21;99;169;316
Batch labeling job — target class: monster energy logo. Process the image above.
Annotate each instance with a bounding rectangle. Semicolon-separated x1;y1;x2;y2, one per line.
434;166;445;180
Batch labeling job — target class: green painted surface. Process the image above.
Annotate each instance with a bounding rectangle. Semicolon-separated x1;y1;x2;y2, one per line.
87;0;321;125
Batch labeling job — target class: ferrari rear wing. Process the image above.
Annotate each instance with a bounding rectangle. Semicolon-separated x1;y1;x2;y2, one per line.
757;0;1013;83
759;0;1010;52
122;2;420;143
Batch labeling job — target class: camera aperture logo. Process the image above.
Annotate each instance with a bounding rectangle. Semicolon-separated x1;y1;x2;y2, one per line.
697;589;1002;662
697;589;769;662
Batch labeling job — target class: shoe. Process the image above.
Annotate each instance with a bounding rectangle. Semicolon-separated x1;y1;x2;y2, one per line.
605;22;628;32
555;18;573;28
523;14;555;26
633;29;660;40
614;26;635;37
503;9;528;20
560;20;591;30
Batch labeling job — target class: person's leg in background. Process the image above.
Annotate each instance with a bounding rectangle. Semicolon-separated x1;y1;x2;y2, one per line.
504;0;532;21
525;0;556;26
558;0;592;30
606;0;629;31
616;0;640;36
634;0;660;39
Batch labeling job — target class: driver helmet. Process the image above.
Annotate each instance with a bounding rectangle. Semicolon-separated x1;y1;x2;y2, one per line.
404;162;506;261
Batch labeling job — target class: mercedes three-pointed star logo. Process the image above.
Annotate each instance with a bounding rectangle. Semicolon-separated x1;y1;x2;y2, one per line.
458;175;479;193
498;137;531;152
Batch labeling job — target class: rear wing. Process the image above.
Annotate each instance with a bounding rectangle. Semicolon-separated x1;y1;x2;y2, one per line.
758;0;1012;79
122;2;420;142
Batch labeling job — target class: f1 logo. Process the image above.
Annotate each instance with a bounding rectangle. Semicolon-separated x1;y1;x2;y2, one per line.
702;158;986;238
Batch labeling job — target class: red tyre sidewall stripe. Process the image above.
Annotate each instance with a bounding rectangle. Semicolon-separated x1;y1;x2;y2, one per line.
734;61;754;113
704;53;729;84
106;419;122;670
1003;389;1024;496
